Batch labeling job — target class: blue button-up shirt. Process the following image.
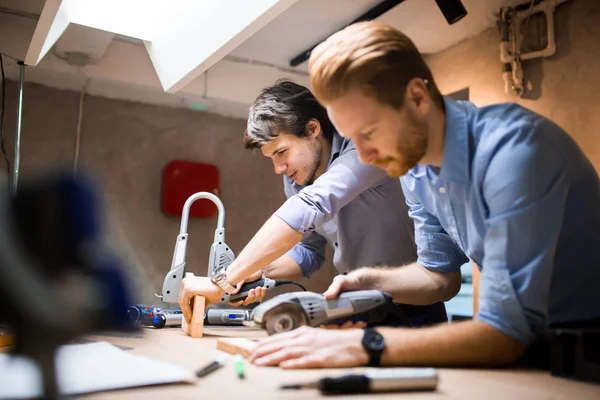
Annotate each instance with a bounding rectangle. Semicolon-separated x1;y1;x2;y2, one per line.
275;133;417;276
401;97;600;343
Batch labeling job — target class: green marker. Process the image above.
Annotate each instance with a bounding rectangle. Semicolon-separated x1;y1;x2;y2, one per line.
190;103;207;111
234;354;245;379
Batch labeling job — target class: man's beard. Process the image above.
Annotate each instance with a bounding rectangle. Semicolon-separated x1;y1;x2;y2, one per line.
373;111;428;178
301;147;322;186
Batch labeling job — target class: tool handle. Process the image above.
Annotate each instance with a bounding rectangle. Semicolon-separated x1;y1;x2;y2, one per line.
152;312;182;328
223;278;276;303
318;368;438;394
318;375;370;394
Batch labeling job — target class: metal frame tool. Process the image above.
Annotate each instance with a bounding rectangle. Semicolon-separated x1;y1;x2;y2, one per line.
160;192;235;303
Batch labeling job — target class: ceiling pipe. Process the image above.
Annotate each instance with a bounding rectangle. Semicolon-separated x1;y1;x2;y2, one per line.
288;0;470;68
288;0;408;67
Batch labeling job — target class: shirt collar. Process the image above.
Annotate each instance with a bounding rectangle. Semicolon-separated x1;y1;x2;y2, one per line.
327;131;344;168
439;96;470;185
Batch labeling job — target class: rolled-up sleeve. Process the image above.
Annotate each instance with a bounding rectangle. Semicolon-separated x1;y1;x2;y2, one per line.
476;124;568;343
401;178;468;272
285;231;327;277
275;149;388;232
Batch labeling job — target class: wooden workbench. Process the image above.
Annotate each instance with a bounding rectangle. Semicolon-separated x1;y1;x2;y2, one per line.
81;328;599;399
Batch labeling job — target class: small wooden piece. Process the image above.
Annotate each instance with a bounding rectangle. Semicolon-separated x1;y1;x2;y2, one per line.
472;261;480;316
181;295;206;338
216;338;258;358
181;272;206;338
0;334;15;348
203;326;268;339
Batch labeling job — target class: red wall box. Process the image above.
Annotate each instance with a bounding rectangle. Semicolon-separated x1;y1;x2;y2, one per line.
161;160;220;218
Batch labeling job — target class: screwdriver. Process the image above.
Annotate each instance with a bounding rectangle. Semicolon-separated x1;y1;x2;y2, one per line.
281;368;438;394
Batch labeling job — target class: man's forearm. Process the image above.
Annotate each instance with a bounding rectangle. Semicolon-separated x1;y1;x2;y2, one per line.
262;255;304;280
356;263;461;305
226;215;302;285
378;320;527;366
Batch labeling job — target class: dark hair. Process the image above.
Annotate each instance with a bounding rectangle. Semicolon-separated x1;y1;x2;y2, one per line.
243;79;335;149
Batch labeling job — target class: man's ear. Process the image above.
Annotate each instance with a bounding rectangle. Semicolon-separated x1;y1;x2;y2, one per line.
406;78;430;116
306;119;321;138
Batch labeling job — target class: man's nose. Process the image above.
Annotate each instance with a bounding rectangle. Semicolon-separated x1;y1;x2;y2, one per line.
356;143;378;165
274;161;287;175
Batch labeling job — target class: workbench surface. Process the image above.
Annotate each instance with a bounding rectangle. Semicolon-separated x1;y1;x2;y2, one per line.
83;328;600;399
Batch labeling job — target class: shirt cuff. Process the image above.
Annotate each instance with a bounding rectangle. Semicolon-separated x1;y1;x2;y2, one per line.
274;195;319;233
419;258;464;273
476;267;536;343
416;233;467;273
285;245;323;277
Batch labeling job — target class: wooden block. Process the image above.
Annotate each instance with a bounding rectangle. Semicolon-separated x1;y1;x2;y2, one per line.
472;261;480;316
181;272;205;338
0;334;15;348
182;295;206;338
203;326;268;339
216;338;258;358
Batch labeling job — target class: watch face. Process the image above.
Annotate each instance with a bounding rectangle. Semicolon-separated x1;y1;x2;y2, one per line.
365;330;386;351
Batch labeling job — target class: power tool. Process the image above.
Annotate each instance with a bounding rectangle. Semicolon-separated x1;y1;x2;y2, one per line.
126;305;181;327
244;290;410;335
150;308;255;328
204;308;251;325
158;192;305;318
127;304;255;328
151;312;183;328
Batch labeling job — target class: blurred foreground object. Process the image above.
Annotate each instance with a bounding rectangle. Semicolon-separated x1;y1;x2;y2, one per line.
0;174;132;399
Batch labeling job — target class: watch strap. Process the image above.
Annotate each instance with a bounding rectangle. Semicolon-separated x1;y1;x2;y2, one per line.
211;273;235;293
362;327;385;367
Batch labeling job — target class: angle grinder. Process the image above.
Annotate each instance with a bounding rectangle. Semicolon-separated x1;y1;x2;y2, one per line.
244;290;411;335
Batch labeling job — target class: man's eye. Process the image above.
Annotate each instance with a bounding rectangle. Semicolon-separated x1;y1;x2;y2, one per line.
360;130;375;140
278;150;287;155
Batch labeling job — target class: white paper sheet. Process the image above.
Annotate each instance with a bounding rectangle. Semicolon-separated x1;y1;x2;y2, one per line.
0;342;195;398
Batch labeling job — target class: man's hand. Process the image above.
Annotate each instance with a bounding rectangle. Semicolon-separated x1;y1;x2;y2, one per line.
229;270;267;306
321;320;368;329
323;270;370;299
178;276;225;324
249;326;368;369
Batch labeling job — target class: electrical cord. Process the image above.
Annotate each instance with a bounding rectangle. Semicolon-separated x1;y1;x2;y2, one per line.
389;303;413;327
0;54;11;190
274;280;307;291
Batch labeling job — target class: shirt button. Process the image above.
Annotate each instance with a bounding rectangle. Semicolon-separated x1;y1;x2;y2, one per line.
439;187;446;194
335;242;338;247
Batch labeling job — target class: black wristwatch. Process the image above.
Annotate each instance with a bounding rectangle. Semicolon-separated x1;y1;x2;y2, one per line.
361;327;386;366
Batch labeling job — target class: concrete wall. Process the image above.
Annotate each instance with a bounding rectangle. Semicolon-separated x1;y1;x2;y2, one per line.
0;81;336;303
426;0;600;169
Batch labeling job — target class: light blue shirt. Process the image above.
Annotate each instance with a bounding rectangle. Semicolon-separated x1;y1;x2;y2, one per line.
275;133;417;276
401;97;600;343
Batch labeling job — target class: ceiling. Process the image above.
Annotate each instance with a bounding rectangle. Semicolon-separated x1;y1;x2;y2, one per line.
0;0;44;15
230;0;525;67
0;0;528;118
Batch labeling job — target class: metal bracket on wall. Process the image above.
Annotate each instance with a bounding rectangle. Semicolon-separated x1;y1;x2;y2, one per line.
498;0;569;98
